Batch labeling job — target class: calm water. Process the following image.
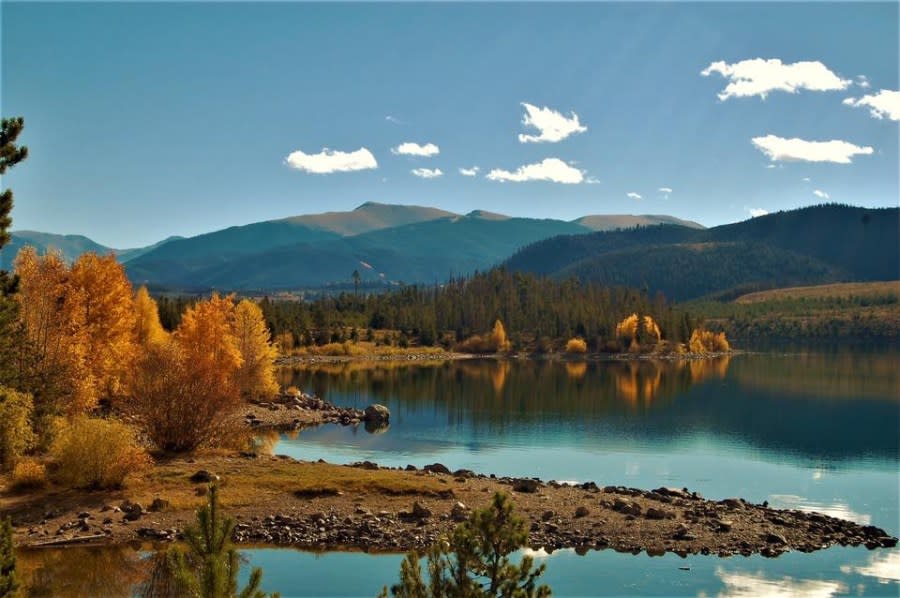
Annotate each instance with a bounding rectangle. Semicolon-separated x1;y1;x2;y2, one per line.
19;351;900;597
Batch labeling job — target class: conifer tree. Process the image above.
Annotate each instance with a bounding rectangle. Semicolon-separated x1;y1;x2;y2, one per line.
231;299;278;399
0;517;17;598
168;485;279;598
381;493;551;597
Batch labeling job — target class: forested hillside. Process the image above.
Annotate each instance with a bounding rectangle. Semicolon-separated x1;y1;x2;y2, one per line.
506;205;899;301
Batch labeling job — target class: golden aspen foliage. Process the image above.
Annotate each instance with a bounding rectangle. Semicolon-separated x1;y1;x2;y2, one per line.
132;294;245;452
688;329;730;353
13;247;91;414
565;337;588;353
274;331;295;354
232;299;279;399
615;313;639;341
642;316;662;343
133;286;168;347
69;253;138;405
489;319;512;352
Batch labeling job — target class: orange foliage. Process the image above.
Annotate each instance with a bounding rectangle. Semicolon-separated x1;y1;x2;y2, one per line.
565;337;588;353
457;319;512;353
68;253;138;404
689;329;731;353
133;286;167;347
232;299;279;399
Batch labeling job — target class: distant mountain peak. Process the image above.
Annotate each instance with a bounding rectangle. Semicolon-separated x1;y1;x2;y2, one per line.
466;209;510;221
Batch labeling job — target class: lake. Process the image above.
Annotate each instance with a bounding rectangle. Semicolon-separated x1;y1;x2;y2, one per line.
19;350;900;596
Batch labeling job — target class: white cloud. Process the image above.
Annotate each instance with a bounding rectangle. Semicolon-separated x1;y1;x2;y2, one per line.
486;158;586;184
802;177;811;182
459;166;480;177
813;189;830;199
658;187;673;194
385;115;405;125
392;142;440;157
751;134;874;164
843;89;900;121
411;167;443;179
517;103;587;143
626;192;642;200
701;58;851;100
856;75;871;89
765;164;778;169
284;147;377;174
585;176;601;185
747;207;769;217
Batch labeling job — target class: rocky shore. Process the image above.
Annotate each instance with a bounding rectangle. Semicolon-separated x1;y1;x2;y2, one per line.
243;391;390;430
6;456;896;559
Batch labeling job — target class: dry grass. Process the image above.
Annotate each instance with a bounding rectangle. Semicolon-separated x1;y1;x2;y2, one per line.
735;281;900;304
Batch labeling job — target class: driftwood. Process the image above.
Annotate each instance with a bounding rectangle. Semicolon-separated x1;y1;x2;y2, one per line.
29;534;108;547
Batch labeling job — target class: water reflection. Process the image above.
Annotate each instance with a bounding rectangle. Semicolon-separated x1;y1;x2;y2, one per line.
18;544;147;598
768;494;872;525
276;353;899;463
841;551;900;584
715;569;847;598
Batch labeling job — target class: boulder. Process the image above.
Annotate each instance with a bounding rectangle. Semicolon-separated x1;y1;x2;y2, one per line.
149;498;170;512
363;404;391;423
189;470;219;484
423;463;451;475
411;502;432;519
512;478;541;493
645;507;671;520
574;506;590;518
450;502;469;522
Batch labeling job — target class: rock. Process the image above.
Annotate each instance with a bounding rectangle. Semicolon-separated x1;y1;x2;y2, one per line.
717;520;733;532
149;498;170;512
574;506;590;518
453;469;475;479
405;465;417;471
645;507;671;520
512;478;541;493
408;502;432;520
77;511;91;520
766;532;788;545
541;510;556;522
353;461;380;470
363;404;390;423
612;498;641;516
189;470;219;484
653;487;690;499
450;502;469;522
722;498;743;510
423;463;451;475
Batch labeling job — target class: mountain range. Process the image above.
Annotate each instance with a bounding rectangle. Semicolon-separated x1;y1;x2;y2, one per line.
2;202;702;290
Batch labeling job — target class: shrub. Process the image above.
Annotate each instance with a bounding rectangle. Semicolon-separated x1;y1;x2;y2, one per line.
11;459;47;490
0;386;35;470
565;337;588;353
0;517;16;597
50;417;150;489
689;329;731;353
456;320;512;354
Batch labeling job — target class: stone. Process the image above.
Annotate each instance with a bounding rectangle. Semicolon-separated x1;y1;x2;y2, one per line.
423;463;451;475
645;507;670;520
717;520;733;532
149;498;170;512
574;506;590;518
766;532;788;545
363;404;391;423
512;478;540;493
412;502;432;520
189;470;219;483
450;502;469;522
541;510;556;522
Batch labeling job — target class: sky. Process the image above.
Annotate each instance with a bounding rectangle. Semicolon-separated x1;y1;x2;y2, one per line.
1;1;898;248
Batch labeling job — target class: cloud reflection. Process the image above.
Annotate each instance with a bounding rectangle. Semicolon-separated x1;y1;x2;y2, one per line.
716;569;847;598
768;494;871;525
840;551;900;584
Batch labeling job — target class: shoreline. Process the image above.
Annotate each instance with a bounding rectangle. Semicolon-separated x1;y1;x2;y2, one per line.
3;455;896;558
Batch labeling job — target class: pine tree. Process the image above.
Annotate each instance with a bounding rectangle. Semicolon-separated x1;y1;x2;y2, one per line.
382;493;551;597
0;517;17;598
168;485;279;598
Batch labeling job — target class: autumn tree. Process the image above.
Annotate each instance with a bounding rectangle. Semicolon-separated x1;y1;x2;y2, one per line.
131;294;244;452
134;286;168;347
231;299;278;400
380;493;550;598
689;329;730;354
69;253;138;405
565;337;588;354
0;387;35;470
13;247;90;414
488;319;512;353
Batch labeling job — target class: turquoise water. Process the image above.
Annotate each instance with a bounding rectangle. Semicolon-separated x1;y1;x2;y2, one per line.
19;351;900;596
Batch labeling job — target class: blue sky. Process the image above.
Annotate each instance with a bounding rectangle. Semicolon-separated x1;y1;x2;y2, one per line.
2;2;898;248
